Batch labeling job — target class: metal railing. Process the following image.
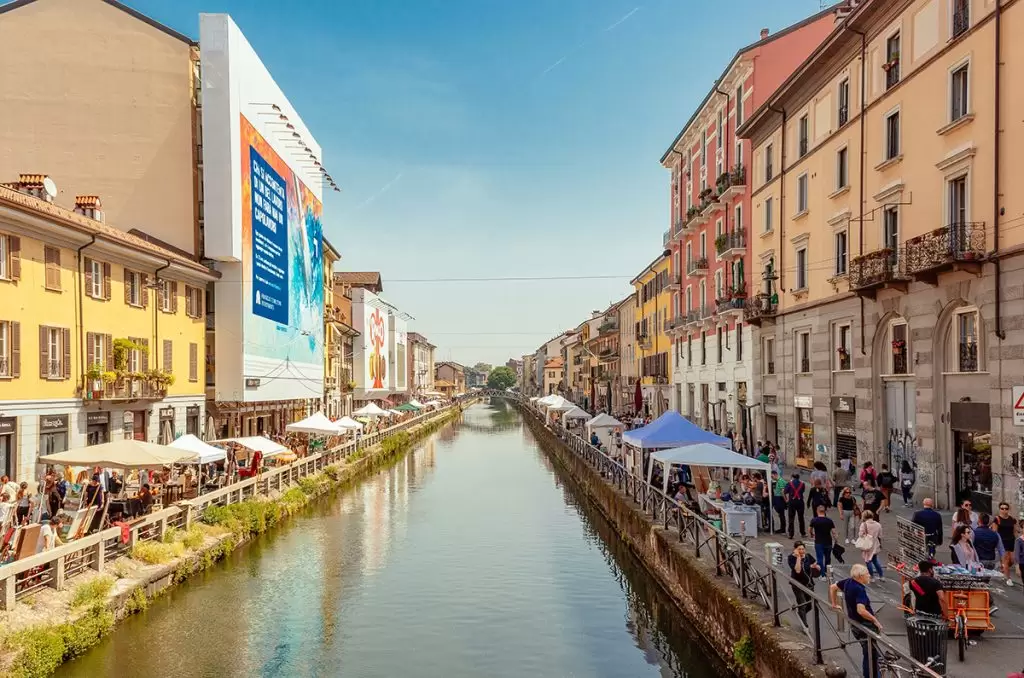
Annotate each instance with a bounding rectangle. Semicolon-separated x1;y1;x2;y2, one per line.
958;341;979;372
687;257;709;276
0;403;465;610
47;359;62;379
952;4;969;37
849;248;905;291
904;222;985;278
509;397;941;678
0;356;8;377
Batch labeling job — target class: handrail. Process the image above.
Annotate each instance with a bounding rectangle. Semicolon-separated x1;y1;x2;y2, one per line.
0;402;467;610
505;396;940;678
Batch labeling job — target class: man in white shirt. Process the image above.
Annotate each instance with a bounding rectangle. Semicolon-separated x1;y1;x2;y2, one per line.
37;515;64;553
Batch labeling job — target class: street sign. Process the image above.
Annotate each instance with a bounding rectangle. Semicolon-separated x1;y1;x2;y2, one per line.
1014;386;1024;426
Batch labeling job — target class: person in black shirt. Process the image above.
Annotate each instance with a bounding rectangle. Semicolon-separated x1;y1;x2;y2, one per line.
809;504;837;578
912;498;944;557
909;560;947;618
877;464;896;513
861;479;883;515
994;502;1018;586
788;541;818;626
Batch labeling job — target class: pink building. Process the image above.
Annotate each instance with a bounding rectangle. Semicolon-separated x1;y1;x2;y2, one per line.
660;9;835;435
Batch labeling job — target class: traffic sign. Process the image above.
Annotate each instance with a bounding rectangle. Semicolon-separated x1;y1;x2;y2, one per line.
1013;386;1024;426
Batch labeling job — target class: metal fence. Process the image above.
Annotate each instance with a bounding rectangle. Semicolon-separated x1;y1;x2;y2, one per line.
511;396;941;678
0;403;462;610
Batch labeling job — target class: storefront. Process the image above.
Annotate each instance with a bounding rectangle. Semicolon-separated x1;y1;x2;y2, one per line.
158;407;175;444
795;395;814;468
950;401;992;513
0;416;16;479
186;405;200;437
86;411;110;446
39;415;69;473
831;396;857;466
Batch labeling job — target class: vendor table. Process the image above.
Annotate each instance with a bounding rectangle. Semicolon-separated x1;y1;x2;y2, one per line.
699;495;760;537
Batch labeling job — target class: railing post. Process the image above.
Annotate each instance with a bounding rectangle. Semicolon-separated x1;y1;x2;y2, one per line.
769;570;781;626
1;575;14;611
812;598;824;665
52;555;66;591
738;549;747;598
93;538;106;573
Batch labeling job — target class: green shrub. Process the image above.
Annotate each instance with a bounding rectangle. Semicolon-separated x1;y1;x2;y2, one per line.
8;626;63;678
60;605;113;659
130;540;184;565
733;634;755;671
69;576;114;609
298;475;319;495
180;525;205;550
124;587;148;615
161;526;180;544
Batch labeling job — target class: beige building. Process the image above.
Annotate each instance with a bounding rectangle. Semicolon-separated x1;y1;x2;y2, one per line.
617;292;638;409
741;0;1024;510
0;0;201;257
408;332;436;396
542;357;564;397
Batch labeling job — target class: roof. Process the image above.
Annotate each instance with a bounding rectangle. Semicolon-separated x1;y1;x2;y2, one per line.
0;0;195;45
630;252;669;285
658;4;839;164
333;271;382;290
544;357;564;369
322;236;341;260
407;331;435;348
434;379;455;388
436;361;466;372
0;184;218;279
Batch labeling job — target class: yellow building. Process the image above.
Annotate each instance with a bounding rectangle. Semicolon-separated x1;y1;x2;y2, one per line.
0;176;217;481
740;0;1024;507
630;253;671;416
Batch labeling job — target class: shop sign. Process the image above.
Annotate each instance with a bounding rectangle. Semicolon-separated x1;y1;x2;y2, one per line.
245;378;261;389
0;416;15;435
39;414;68;432
186;405;200;417
123;411;134;426
831;396;856;413
86;411;110;425
794;395;813;409
799;408;814;424
159;407;175;421
836;425;857;437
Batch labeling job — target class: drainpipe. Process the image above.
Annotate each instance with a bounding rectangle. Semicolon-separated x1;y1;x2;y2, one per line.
715;84;732;289
767;103;786;448
850;28;868;355
994;0;1005;339
76;235;97;387
153;260;171;369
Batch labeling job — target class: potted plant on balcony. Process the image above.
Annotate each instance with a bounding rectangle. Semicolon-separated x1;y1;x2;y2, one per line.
715;233;728;254
686;206;700;222
85;364;104;398
837;346;850;366
345;379;357;392
882;51;899;72
715;171;730;194
730;163;745;185
891;339;906;355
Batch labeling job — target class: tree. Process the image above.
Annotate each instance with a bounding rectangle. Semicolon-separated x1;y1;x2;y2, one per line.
473;362;493;375
487;366;517;390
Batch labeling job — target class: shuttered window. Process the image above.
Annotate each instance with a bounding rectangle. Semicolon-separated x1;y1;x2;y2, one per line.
163;339;173;373
0;320;19;377
38;325;70;379
189;343;198;382
44;246;61;291
185;285;204;319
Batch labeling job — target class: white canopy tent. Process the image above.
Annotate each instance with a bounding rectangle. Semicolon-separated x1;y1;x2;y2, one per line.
561;407;591;426
353;403;389;417
334;416;364;431
536;394;559;406
169;434;227;465
285;412;343;435
210;436;290;458
387;409;404;417
585;413;624;451
408;399;426;409
39;439;199;469
647;443;770;497
424;400;444;408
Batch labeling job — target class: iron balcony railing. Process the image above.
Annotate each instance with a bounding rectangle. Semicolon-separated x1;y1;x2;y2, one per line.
838;104;849;127
798;137;808;157
47;359;62;379
663;228;672;247
84;376;166;401
892;347;909;375
598;318;619;334
885;57;900;89
687;257;709;276
958;341;979;372
715;229;746;257
0;357;7;377
800;357;811;373
903;222;985;278
952;3;969;38
743;293;776;325
684;309;702;326
665;273;682;290
765;360;775;375
849;247;905;291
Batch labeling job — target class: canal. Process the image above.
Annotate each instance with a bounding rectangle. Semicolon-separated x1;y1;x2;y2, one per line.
57;400;724;678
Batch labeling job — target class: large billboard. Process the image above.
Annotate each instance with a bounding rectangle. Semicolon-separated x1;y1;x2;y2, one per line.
201;14;325;402
352;288;391;399
390;314;408;393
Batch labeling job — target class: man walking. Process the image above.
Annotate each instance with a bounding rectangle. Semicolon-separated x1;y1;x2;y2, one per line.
771;470;787;534
784;473;807;539
912;498;944;558
809;504;838;578
830;564;883;678
972;513;1005;569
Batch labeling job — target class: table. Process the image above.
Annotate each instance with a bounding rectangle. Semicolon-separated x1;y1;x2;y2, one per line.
699;495;761;537
161;482;184;504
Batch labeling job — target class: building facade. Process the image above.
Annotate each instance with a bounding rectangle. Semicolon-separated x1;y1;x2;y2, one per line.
631;254;672;416
617;292;638;410
328;281;359;419
741;0;1024;510
435;362;466;398
0;179;215;481
542;357;564;396
589;303;623;413
660;11;836;444
408;332;436;396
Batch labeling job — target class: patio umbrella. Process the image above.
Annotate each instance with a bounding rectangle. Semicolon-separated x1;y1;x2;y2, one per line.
170;434;227;464
634;380;643;413
334;416;363;431
39;439;199;469
353;402;389;417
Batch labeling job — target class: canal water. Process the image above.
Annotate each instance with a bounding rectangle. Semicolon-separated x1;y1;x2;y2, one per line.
57;401;724;678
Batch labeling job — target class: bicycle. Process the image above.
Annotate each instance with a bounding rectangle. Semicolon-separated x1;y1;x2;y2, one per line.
951;595;971;662
878;649;943;677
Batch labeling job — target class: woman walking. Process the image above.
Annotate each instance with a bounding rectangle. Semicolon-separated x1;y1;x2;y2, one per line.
857;510;884;582
15;481;34;525
899;460;915;507
837;486;859;544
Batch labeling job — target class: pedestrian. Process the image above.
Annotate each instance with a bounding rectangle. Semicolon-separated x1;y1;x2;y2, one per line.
952;499;979;536
856;509;884;581
951;525;980;566
911;498;944;557
784;473;807;539
37;515;64;553
861;479;883;516
972;513;1005;569
771;470;787;534
830;564;883;678
994;502;1018;586
898;460;915;507
838;486;859;544
859;461;878;487
1014;531;1024;587
908;560;947;618
831;461;850;507
810;461;828;489
807;478;831;513
809;504;837;578
46;480;62;519
788;540;818;626
877;464;896;513
15;481;33;525
0;475;18;503
752;472;770;531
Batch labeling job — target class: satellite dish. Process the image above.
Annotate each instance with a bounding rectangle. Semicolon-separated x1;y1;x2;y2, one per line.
42;177;58;199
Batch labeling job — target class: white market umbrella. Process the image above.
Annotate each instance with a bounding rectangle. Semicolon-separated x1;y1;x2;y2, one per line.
210;436;289;457
334;416;364;431
39;439;199;469
170;434;227;465
561;407;591;426
388;409;404;417
408;399;425;409
586;413;624;429
353;402;389;417
424;400;444;408
286;412;343;435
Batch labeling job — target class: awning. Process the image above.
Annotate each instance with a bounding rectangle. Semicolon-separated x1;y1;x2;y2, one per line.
39;439;199;469
586;413;624;430
395;403;419;412
286;411;343;435
334;416;364;431
408;399;426;409
561;407;591;425
170;434;227;465
209;436;289;457
353;403;389;417
623;411;731;449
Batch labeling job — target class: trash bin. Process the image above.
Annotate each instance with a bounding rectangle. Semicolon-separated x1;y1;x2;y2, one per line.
905;615;948;675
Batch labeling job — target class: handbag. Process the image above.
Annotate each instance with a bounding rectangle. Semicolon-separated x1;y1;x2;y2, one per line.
854;528;875;551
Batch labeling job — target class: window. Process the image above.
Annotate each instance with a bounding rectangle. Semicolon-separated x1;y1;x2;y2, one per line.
795;247;808;290
883;206;900;251
687;335;692;367
829;230;848;278
0;320;18;377
836;147;849;190
950;62;969;121
700;331;706;366
185;286;204;319
948;174;967;226
699;280;706;309
955;309;979;372
952;0;969;38
715;270;723;300
890;321;909;374
735;85;744;125
0;234;19;281
685;287;692;313
699;232;706;259
90;333;105;372
701;130;707;168
125;270;143;307
796;173;808;213
764;197;773;233
835;323;852;371
736;322;743;361
885;110;900;160
798;115;809;157
87;259;103;299
44;246;61;291
160;280;173;312
763;337;775;375
798;331;811;373
838;78;850;127
715;218;723;240
41;325;69;380
765;143;774;182
0;235;7;280
163;339;173;373
716;327;723;363
885;32;901;89
734;203;743;232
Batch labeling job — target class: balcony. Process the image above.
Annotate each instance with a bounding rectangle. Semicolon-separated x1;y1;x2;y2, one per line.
205;311;215;331
717;164;747;201
903;222;985;284
83;376;166;402
681;206;703;233
849;247;908;298
891;343;909;375
715;286;747;318
637;333;652;349
743;293;777;326
687;257;709;277
598;318;619;334
597;348;620;363
664;314;685;336
884;56;900;90
715;229;746;259
683;309;702;327
665;273;682;291
699;193;723;218
663;228;672;247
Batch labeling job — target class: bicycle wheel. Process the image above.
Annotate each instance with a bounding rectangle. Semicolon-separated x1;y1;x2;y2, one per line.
956;616;967;662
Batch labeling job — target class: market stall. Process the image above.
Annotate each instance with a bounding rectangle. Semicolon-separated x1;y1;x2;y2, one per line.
585;413;624;452
622;411;731;478
561;406;591;431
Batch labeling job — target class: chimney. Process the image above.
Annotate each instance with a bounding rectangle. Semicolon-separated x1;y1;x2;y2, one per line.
2;173;56;202
760;28;770;40
74;195;104;222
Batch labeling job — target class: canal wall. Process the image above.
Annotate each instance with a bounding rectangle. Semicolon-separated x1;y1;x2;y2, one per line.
520;408;822;678
0;404;469;678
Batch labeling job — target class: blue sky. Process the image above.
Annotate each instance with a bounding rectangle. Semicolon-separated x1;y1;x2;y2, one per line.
132;0;828;367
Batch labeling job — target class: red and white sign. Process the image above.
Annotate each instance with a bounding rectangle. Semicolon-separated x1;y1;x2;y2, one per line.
1013;386;1024;427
